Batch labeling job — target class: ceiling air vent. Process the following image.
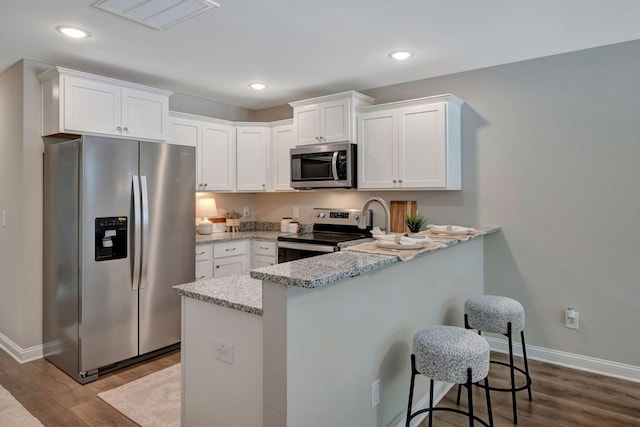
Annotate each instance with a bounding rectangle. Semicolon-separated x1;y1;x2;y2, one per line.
93;0;220;30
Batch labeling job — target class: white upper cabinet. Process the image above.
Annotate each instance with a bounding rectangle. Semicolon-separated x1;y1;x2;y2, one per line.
236;125;269;192
357;94;463;190
289;91;374;145
271;120;295;191
38;67;171;141
169;112;235;191
201;121;236;192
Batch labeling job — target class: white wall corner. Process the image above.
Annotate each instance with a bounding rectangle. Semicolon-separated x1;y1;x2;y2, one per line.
0;333;44;364
485;337;640;383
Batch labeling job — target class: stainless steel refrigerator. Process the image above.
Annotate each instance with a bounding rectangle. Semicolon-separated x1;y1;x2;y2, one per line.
43;136;195;383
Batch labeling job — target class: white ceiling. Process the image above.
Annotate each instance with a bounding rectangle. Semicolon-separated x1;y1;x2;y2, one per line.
2;0;640;110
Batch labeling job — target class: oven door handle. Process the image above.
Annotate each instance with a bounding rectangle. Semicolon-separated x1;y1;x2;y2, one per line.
331;151;339;180
277;241;337;253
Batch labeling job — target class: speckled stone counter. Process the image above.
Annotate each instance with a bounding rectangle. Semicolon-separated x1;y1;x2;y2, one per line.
174;273;262;316
196;230;285;245
251;226;500;289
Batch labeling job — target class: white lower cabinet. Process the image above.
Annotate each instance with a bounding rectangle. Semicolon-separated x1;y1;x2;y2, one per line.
196;239;277;279
195;245;213;281
251;240;277;268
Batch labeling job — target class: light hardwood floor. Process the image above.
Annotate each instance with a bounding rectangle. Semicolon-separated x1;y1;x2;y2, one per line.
1;349;639;426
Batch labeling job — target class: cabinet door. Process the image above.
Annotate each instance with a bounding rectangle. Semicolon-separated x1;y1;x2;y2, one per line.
213;255;249;278
320;98;350;143
236;127;268;192
293;104;320;145
271;124;295;191
169;117;201;189
195;259;212;281
357;109;398;189
252;255;276;269
121;88;168;141
201;122;235;191
398;103;446;188
63;76;121;136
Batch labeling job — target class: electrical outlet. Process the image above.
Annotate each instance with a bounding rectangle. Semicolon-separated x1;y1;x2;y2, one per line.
243;206;250;217
565;308;579;330
213;341;234;364
371;379;380;408
292;207;299;218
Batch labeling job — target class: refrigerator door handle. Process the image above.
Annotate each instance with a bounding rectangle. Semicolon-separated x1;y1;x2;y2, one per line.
132;175;141;291
140;175;150;289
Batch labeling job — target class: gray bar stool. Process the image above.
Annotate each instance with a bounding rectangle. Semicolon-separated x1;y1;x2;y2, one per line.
406;325;493;427
458;295;533;424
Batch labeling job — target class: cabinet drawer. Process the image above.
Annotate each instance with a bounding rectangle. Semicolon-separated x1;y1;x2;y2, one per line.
214;241;247;258
195;245;212;261
251;240;276;256
213;255;248;278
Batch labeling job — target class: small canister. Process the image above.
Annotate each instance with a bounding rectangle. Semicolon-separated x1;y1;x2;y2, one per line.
288;221;300;234
281;217;292;232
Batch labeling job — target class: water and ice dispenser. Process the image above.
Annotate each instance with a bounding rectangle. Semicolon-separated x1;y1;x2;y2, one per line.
95;217;128;261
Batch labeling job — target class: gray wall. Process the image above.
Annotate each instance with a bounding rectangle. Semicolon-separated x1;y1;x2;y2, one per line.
0;59;49;350
170;92;254;121
253;39;640;366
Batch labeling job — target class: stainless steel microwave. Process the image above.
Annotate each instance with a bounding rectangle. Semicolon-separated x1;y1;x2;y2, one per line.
290;143;356;189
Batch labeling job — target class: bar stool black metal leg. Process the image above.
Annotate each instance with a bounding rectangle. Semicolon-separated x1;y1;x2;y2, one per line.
507;323;518;424
484;375;494;427
429;379;434;427
521;331;533;401
456;383;462;405
466;368;474;427
406;355;417;427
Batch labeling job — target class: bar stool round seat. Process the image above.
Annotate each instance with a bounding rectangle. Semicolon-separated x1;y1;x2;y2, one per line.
465;295;525;334
406;326;493;427
460;295;533;425
413;326;490;383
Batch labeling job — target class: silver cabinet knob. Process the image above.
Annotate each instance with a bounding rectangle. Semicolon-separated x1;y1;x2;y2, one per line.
354;213;359;220
123;126;128;133
204;183;208;187
392;179;397;183
398;179;403;183
216;265;220;269
116;126;122;132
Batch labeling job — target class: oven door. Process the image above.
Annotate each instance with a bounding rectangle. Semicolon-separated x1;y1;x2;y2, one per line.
277;241;337;263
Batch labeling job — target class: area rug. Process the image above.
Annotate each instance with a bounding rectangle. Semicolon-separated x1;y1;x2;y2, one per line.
0;384;43;426
98;363;180;427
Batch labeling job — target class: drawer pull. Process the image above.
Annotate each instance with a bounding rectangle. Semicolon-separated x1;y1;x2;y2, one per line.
225;248;237;252
196;275;205;280
196;251;206;255
259;246;269;250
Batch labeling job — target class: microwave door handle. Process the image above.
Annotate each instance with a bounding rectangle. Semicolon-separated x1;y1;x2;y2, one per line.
331;151;339;180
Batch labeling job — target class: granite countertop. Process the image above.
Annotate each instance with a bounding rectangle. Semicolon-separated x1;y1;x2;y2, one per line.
173;273;263;316
250;226;500;289
196;230;285;245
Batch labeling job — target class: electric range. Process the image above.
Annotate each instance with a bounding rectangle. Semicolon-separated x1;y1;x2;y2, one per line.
277;208;372;263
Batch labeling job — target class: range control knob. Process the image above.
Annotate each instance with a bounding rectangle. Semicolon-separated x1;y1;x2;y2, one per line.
318;212;325;218
353;214;359;221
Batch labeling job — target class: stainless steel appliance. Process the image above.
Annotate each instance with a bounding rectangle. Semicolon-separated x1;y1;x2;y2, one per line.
277;208;371;262
43;136;195;383
290;142;356;189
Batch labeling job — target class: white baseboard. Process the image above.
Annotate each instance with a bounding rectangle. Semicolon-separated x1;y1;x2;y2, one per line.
485;337;640;383
395;381;453;427
0;333;44;364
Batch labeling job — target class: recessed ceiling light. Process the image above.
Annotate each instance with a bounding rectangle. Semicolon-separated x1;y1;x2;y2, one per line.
249;83;267;90
389;51;413;61
57;26;91;38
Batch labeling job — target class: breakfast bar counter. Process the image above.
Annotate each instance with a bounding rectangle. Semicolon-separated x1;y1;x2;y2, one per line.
175;227;499;427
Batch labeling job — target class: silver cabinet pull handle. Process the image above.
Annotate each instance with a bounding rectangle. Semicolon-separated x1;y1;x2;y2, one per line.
225;247;237;252
196;275;205;280
259;246;269;250
196;251;205;255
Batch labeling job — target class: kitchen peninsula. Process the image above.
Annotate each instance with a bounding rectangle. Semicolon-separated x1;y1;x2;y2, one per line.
174;228;497;427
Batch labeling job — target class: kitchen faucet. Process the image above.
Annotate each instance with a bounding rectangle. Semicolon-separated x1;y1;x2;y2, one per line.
358;196;391;233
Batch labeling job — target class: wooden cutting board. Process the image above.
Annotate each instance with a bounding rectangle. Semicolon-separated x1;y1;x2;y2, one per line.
390;201;416;233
